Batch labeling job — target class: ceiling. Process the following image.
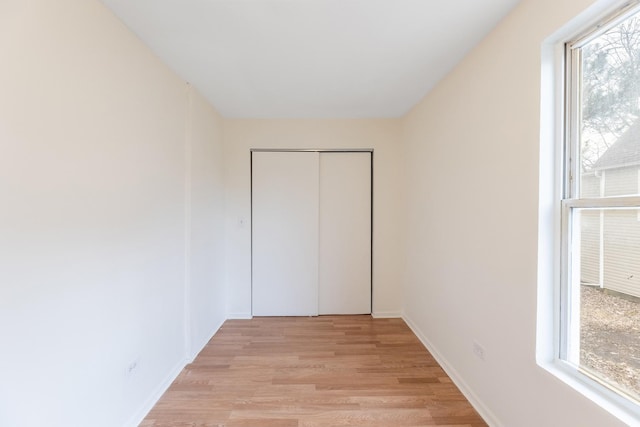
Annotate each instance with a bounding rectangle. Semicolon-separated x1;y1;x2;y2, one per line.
99;0;521;118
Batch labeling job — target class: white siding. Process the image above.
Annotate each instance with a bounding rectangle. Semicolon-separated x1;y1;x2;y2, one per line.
603;209;640;298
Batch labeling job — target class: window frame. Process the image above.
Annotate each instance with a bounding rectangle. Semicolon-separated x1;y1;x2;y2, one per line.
561;2;640;362
538;1;640;424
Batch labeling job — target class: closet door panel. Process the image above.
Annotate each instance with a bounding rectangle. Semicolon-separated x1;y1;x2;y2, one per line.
318;152;371;314
252;151;319;316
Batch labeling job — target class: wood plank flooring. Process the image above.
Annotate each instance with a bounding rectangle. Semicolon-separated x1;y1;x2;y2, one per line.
140;316;487;427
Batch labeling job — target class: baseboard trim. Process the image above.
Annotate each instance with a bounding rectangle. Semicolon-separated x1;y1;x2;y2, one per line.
401;311;502;427
371;311;402;318
123;358;185;427
186;317;226;363
126;317;227;427
227;312;253;319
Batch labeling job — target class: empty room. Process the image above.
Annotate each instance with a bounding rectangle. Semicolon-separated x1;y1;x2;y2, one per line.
3;0;640;426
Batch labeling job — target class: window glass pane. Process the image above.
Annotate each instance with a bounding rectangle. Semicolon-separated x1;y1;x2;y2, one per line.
580;11;640;198
571;207;640;400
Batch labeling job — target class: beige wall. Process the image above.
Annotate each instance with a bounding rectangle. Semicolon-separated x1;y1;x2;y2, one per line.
186;87;227;359
0;1;226;426
401;0;625;425
223;119;404;318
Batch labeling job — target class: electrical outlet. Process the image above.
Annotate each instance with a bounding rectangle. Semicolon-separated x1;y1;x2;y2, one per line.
472;341;485;361
125;358;140;379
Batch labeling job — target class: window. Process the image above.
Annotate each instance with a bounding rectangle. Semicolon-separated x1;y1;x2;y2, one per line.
561;1;640;412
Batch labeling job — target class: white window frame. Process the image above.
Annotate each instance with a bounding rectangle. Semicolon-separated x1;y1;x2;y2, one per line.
538;1;640;424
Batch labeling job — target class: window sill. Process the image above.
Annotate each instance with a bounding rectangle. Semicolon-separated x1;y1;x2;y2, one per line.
538;358;640;425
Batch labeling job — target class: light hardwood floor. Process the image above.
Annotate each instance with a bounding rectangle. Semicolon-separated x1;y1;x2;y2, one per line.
140;316;488;427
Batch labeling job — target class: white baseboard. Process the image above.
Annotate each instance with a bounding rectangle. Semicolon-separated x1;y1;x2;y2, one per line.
371;311;402;318
186;317;226;363
123;358;185;427
125;318;227;427
401;311;502;427
227;312;253;319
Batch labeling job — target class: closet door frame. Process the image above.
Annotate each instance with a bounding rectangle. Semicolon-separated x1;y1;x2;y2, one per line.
250;148;374;316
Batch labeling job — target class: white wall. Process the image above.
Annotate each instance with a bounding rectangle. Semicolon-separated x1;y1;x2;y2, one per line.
186;87;227;359
401;0;626;425
223;119;404;319
0;1;225;426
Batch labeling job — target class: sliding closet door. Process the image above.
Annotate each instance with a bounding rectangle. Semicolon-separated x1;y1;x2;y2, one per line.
252;151;319;316
319;152;371;314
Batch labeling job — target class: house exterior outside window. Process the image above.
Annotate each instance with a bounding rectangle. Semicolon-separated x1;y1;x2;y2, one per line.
580;122;640;298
